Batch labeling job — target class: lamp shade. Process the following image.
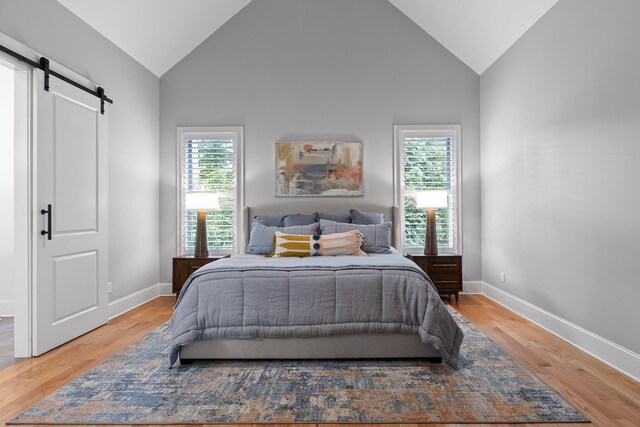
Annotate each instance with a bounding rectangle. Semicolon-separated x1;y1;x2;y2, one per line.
185;192;220;211
416;190;448;209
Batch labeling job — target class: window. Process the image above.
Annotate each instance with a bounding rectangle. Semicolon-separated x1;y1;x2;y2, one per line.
177;127;244;255
394;125;461;254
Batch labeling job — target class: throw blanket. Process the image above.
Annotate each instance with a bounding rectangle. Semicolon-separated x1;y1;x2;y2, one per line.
169;250;464;368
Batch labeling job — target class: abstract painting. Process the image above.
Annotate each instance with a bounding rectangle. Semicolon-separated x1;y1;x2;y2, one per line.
276;141;363;196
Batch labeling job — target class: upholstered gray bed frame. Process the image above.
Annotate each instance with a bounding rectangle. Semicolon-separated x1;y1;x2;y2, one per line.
181;334;442;361
180;203;442;362
242;203;401;251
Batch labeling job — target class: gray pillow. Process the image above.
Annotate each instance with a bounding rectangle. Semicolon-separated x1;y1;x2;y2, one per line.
283;213;317;227
255;215;285;227
314;211;352;223
319;219;392;254
246;222;319;255
350;209;385;225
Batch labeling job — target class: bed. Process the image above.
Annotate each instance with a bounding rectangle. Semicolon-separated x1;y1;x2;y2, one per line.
169;205;464;368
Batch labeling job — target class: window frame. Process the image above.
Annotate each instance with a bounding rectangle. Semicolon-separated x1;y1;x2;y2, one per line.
393;124;462;255
176;126;244;256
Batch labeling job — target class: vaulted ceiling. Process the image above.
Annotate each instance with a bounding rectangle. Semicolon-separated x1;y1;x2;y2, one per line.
57;0;559;77
56;0;252;77
389;0;559;74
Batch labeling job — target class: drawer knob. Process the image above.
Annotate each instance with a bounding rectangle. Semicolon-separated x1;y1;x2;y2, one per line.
434;280;458;284
432;263;458;267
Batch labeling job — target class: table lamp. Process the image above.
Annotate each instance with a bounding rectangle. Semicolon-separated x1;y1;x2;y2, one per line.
185;192;220;257
416;190;448;255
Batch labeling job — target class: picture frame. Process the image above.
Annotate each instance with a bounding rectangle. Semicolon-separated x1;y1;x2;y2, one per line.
275;141;363;197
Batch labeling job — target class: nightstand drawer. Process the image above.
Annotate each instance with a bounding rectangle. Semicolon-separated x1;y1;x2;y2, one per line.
431;279;461;290
426;258;461;271
179;268;191;281
427;271;460;282
190;259;213;270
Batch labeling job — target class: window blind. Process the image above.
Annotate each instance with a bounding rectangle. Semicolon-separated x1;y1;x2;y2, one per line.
183;139;235;252
402;136;454;249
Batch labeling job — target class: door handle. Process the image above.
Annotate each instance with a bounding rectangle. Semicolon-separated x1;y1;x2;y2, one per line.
41;204;52;240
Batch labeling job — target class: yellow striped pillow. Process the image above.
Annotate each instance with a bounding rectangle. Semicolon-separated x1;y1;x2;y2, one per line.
270;230;365;257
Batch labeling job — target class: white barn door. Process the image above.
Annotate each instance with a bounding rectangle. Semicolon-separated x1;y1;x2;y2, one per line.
34;70;108;355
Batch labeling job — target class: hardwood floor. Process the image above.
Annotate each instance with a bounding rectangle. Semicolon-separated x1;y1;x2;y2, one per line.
0;318;19;370
0;294;637;426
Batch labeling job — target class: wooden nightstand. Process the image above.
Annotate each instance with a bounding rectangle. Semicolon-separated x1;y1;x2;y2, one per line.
172;255;229;295
406;253;462;303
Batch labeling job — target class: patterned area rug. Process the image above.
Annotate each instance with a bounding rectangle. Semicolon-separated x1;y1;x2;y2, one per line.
10;308;588;424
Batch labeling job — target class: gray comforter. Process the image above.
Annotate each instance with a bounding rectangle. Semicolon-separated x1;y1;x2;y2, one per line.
169;249;464;368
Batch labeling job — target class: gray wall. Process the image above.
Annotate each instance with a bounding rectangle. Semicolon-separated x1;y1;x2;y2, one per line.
159;0;481;282
0;0;160;302
480;0;640;352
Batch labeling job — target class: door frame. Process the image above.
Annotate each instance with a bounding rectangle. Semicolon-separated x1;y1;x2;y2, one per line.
0;31;107;357
0;41;33;358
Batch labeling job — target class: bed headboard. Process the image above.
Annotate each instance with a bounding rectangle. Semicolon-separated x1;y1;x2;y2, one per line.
243;203;400;252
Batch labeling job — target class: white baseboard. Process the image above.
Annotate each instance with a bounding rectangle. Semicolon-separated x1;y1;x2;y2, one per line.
479;281;640;382
462;281;483;294
0;299;14;317
108;283;174;320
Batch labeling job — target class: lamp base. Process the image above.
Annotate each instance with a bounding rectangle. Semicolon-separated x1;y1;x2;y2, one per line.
424;209;438;256
194;211;209;258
